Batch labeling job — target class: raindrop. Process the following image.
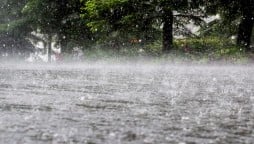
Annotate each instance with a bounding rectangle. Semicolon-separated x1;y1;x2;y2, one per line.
62;19;67;24
231;36;236;40
215;14;220;19
138;48;144;53
80;97;85;101
24;115;33;121
181;116;190;120
109;132;116;137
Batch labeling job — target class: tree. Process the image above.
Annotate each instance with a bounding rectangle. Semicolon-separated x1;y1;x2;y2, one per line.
204;0;254;51
236;0;254;50
82;0;205;53
22;0;93;61
0;0;33;57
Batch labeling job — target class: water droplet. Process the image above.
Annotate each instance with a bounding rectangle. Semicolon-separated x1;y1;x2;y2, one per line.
181;116;189;120
24;115;33;121
80;97;85;101
109;132;116;137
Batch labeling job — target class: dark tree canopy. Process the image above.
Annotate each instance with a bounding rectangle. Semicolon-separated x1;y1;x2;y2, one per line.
0;0;33;56
0;0;253;59
82;0;205;52
204;0;254;50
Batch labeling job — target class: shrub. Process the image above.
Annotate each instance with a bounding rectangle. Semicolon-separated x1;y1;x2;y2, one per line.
174;36;245;61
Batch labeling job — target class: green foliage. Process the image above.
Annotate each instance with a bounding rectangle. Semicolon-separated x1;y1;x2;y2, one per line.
72;36;248;63
82;0;128;32
22;0;63;33
0;0;33;55
199;19;238;37
0;24;8;33
81;0;206;53
145;41;163;56
0;0;253;61
0;0;30;35
22;0;94;53
203;0;254;49
174;37;245;60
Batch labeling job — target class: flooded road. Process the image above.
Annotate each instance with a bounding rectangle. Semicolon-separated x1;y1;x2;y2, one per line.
0;63;254;144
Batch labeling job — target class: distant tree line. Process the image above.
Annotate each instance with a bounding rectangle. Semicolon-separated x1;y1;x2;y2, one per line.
0;0;253;59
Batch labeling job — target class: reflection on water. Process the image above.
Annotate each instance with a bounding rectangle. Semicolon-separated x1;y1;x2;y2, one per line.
0;63;254;144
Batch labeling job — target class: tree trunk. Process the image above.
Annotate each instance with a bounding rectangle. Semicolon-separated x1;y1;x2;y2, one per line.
48;35;52;63
162;9;173;53
43;41;47;54
60;37;68;53
237;6;254;51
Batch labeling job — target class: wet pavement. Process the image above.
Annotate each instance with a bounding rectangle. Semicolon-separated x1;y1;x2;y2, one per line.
0;63;254;144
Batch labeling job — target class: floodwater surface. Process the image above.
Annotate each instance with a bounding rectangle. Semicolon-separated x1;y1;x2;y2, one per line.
0;63;254;144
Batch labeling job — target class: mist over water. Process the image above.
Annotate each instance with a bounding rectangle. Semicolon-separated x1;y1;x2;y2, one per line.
0;61;254;144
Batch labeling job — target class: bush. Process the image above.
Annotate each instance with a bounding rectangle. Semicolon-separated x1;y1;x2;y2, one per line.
79;36;247;63
144;41;163;56
174;36;246;61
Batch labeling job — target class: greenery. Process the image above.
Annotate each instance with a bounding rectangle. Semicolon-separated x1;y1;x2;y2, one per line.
66;36;247;64
0;0;253;62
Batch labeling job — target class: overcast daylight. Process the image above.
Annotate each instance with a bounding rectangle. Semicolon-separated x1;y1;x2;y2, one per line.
0;0;254;144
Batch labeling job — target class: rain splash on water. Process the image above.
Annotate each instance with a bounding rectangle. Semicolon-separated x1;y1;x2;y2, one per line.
0;62;254;144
